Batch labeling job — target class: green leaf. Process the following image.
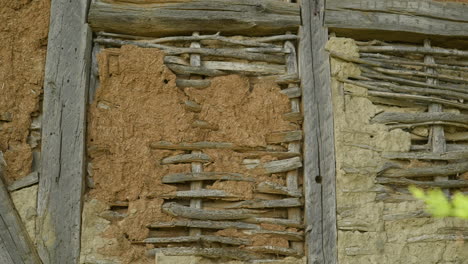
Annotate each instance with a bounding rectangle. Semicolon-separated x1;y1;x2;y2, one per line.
452;192;468;219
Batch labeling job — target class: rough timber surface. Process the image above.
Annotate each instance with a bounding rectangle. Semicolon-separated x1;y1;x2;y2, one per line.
301;0;337;263
0;173;41;264
37;0;92;263
325;0;468;39
88;0;301;37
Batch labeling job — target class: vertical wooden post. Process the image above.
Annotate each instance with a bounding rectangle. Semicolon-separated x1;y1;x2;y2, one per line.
189;32;203;237
300;0;338;263
36;0;92;263
284;40;303;254
424;39;448;195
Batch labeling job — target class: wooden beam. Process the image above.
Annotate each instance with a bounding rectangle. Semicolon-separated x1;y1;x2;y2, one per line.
0;159;41;264
325;0;468;39
36;0;92;263
300;0;337;263
88;0;301;37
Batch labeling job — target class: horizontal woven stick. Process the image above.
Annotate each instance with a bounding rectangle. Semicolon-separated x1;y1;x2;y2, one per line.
276;73;300;84
369;66;468;85
256;182;302;197
377;177;468;189
150;141;265;151
243;217;303;228
280;86;301;98
283;111;303;122
361;70;467;94
246;246;301;257
359;45;468;58
95;38;285;63
192;120;220;130
7;172;39;192
243;230;303;241
164;55;189;65
162;189;242;200
98;31;295;47
372;112;468;125
364;91;468;110
388;121;468;130
435;58;468;67
382;151;468;160
176;78;211;89
265;130;302;144
217;198;302;209
162;172;254;183
379;161;468;178
251;34;298;42
147;220;260;230
167;64;226;76
162;202;265;220
365;57;468;72
161;153;212;165
143;235;251;245
184;100;202;112
356;79;468;101
240;151;300;159
249;157;302;174
202;61;286;75
99;210;127;221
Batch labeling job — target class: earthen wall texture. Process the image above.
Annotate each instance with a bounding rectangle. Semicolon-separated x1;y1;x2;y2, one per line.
0;0;50;183
328;37;468;264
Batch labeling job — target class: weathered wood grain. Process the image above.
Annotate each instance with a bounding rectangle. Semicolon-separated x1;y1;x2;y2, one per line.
372;112;468;125
249;157;302;174
221;198;302;209
88;0;300;37
143;235;251;245
163;189;242;199
377;177;468;189
162;202;265;220
150;141;264;151
283;112;303;122
280;86;302;98
256;182;302;197
184;100;202;113
301;0;337;262
265;130;302;144
7;172;39;192
37;0;92;263
243;217;303;228
379;162;468;178
161;153;213;164
325;0;468;38
192;120;220;130
276;73;300;84
365;91;468;110
162;172;254;183
148;220;260;230
95;38;286;63
202;61;286;75
243;230;303;241
382;151;468;161
0;168;41;263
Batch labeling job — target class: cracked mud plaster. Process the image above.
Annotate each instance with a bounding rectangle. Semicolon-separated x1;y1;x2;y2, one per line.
0;0;49;183
84;45;294;263
327;37;468;264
